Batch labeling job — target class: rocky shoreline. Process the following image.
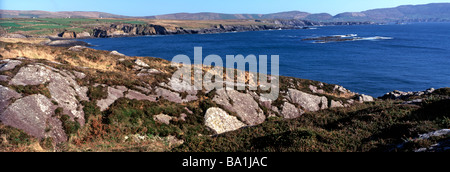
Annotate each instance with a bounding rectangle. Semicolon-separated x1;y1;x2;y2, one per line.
2;19;375;41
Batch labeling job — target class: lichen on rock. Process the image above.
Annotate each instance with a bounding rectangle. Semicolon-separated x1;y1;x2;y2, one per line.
204;107;246;135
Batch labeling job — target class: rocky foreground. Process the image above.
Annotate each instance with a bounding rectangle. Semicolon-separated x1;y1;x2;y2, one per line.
0;41;449;152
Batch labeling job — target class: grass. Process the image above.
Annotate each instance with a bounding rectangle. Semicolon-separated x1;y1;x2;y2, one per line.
0;18;148;36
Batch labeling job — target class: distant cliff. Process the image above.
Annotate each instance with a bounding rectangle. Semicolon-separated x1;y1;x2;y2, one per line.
90;20;373;38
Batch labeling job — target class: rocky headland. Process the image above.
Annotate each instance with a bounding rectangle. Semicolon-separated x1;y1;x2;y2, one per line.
0;37;448;152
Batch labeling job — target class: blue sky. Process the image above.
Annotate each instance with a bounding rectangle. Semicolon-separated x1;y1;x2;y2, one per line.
1;0;450;16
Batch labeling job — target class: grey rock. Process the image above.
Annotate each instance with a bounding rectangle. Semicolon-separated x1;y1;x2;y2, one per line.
155;87;198;103
125;90;157;102
10;64;88;124
426;88;436;94
287;89;328;112
309;85;324;94
357;94;374;103
333;85;350;93
0;60;22;71
134;86;152;94
155;87;183;103
403;99;423;105
110;50;125;56
0;94;67;143
0;75;8;81
213;89;266;125
281;102;304;119
153;114;172;125
418;129;450;140
77;32;91;38
9;64;54;86
72;71;86;79
204;107;246;135
46;40;90;47
0;85;21;112
2;33;27;38
135;59;149;67
395;129;450;152
47;81;85;124
330;100;344;108
137;69;161;76
115;85;128;93
97;87;125;111
168;78;198;95
381;88;435;100
68;46;87;52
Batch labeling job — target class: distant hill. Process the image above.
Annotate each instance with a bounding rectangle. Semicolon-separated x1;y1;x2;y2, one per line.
0;10;128;18
144;11;311;20
333;3;450;22
1;3;450;22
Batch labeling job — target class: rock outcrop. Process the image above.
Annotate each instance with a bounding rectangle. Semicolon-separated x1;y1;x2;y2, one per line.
287;89;328;112
380;88;435;100
58;31;76;38
357;94;374;103
97;86;126;111
76;32;91;38
153;114;173;125
125;90;157;102
9;64;88;125
0;94;67;143
0;59;22;71
204;107;246;135
0;85;21;111
213;89;266;125
281;102;304;119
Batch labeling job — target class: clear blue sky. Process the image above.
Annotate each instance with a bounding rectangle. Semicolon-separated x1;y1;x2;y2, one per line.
1;0;450;16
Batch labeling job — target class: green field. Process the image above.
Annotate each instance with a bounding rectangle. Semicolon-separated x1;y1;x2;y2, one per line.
0;18;148;36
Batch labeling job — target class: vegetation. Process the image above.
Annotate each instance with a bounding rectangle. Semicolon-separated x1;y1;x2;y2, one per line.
0;18;147;36
175;97;450;152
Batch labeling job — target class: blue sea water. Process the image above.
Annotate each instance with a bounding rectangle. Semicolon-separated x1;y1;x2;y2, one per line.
82;23;450;97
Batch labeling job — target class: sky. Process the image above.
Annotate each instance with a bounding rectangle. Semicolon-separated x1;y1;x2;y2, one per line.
1;0;450;16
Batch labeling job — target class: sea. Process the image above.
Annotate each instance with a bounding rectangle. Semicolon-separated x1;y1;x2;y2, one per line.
81;22;450;97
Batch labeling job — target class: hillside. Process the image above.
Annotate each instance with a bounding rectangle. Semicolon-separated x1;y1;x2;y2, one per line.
0;10;128;19
0;39;449;152
2;3;450;22
334;3;450;22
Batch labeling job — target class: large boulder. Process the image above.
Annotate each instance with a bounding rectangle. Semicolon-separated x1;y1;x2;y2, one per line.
204;107;246;134
0;94;67;143
357;94;374;103
213;89;266;125
135;59;149;67
330;100;344;108
9;64;88;125
287;89;328;112
281;102;304;119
